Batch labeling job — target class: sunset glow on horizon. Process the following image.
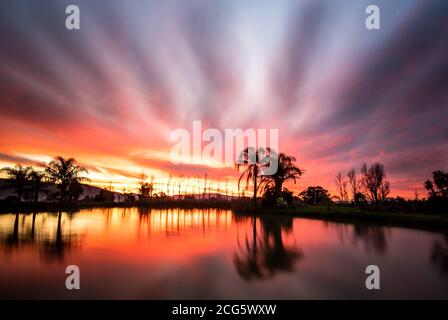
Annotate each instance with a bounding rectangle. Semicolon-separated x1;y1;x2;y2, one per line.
1;0;447;199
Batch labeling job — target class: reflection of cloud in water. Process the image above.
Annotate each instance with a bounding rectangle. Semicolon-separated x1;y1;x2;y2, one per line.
1;208;447;299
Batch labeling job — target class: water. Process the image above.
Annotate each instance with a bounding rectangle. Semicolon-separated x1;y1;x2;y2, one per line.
0;208;447;299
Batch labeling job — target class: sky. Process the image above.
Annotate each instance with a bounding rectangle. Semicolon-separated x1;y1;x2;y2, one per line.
0;0;447;198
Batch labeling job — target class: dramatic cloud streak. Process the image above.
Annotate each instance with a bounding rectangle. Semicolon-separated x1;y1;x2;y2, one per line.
0;0;447;197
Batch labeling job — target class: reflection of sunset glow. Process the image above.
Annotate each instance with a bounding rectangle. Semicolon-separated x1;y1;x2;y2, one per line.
1;208;447;299
1;1;448;199
0;209;243;261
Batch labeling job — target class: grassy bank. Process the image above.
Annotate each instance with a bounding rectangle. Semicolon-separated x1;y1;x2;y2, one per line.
236;205;448;231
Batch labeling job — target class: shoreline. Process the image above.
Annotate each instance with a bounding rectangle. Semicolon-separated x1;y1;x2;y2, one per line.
0;200;237;214
236;206;448;232
1;202;447;232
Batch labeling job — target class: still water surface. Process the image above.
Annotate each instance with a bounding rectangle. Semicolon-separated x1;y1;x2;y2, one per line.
0;208;447;299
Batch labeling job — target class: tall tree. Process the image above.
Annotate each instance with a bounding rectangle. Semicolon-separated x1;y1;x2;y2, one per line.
42;156;89;202
335;172;348;203
379;181;391;202
347;168;359;202
343;180;348;203
424;170;448;215
139;183;153;200
235;147;271;206
425;170;448;199
138;172;153;200
298;186;331;205
259;153;303;196
360;162;391;208
1;164;32;202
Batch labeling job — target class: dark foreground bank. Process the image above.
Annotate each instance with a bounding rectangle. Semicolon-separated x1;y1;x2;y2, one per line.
235;205;448;232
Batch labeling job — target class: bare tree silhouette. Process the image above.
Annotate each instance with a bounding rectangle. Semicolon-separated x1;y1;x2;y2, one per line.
360;162;391;208
347;168;360;203
335;172;348;203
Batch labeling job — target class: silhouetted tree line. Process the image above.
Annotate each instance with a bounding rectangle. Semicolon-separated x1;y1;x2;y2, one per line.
235;148;303;208
424;170;448;215
1;156;89;204
136;171;170;201
333;162;391;210
332;164;448;214
298;186;332;207
234;151;395;211
235;150;448;215
2;153;446;215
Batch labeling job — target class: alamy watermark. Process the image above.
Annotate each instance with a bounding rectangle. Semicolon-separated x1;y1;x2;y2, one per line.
65;5;80;30
169;121;279;175
65;265;80;290
365;265;380;290
365;5;381;30
64;4;380;31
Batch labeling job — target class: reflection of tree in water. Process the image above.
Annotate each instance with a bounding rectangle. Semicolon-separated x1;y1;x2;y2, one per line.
352;224;388;254
138;207;152;223
0;212;81;263
431;233;448;276
328;222;389;255
3;213;20;248
40;212;80;262
233;215;303;281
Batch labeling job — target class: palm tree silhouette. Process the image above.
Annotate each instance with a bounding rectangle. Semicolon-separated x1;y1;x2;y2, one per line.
235;147;271;206
41;156;89;202
0;164;32;202
29;169;45;202
259;153;303;195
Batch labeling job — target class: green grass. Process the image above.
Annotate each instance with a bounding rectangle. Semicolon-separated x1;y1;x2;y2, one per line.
236;205;448;231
